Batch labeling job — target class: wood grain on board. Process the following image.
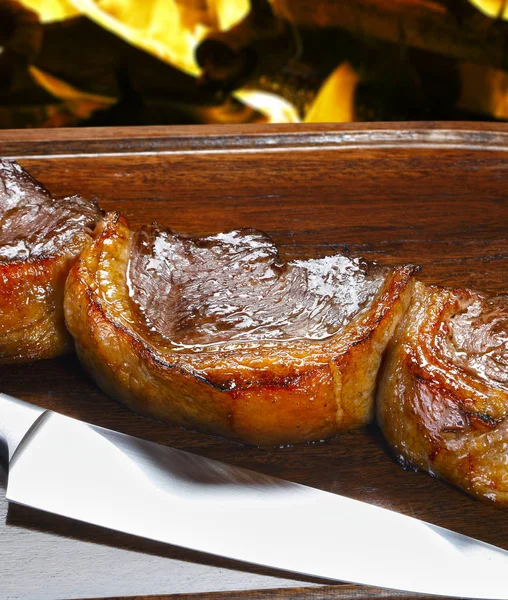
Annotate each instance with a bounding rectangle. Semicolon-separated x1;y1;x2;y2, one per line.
0;122;507;600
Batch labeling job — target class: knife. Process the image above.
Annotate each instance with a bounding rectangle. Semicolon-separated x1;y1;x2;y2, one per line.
2;392;508;600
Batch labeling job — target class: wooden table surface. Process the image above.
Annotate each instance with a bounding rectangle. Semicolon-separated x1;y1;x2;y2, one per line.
0;122;507;600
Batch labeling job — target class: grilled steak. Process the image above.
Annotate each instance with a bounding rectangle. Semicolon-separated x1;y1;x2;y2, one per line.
0;159;102;363
377;281;508;504
65;213;417;445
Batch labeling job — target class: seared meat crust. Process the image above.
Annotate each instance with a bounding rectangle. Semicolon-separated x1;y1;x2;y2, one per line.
377;281;508;504
0;160;102;363
64;213;417;446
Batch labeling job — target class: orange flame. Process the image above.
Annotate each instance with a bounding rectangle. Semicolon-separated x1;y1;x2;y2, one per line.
305;62;359;123
19;0;507;125
468;0;508;19
22;0;249;75
19;0;302;123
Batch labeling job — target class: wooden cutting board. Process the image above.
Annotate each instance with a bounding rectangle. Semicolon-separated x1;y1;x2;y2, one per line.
1;122;507;600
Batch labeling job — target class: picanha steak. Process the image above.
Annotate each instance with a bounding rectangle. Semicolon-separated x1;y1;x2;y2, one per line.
0;159;102;363
64;212;417;446
3;159;507;504
377;282;508;504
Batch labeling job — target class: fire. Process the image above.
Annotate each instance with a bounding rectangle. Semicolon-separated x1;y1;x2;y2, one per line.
12;0;508;125
468;0;508;18
29;65;116;120
20;0;300;124
20;0;79;22
459;63;508;120
236;90;300;123
22;0;249;75
305;63;359;123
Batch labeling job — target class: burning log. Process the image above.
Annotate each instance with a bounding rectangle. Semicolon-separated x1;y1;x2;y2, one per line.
272;0;508;72
195;0;300;92
0;0;42;91
35;18;222;106
0;5;267;127
0;0;506;126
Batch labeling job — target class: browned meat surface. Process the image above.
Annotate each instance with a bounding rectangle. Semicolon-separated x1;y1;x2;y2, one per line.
0;159;102;363
128;225;391;347
65;212;417;446
377;281;508;505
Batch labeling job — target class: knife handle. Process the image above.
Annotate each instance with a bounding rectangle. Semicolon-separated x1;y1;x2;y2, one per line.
0;393;46;462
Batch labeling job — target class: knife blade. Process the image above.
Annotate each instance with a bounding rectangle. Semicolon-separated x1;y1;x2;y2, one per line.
2;392;507;599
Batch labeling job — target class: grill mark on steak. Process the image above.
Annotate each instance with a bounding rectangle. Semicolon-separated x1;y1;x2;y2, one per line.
127;224;390;347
